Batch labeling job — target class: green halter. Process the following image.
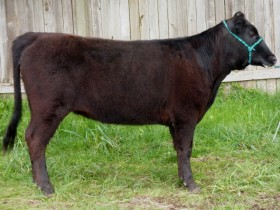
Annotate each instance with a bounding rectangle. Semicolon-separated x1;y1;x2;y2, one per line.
223;20;263;65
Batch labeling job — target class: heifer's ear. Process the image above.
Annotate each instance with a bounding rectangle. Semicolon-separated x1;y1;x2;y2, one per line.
233;11;245;33
233;11;245;23
234;12;245;18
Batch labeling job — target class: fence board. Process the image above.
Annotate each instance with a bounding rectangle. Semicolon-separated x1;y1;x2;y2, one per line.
264;0;276;93
61;0;74;34
109;0;121;39
254;0;267;92
31;0;45;32
224;0;233;18
5;0;18;83
43;0;57;32
148;0;159;39
245;0;254;24
187;0;196;36
72;0;89;36
206;0;215;28
175;0;187;36
234;0;244;13
128;0;140;40
120;0;130;40
158;0;168;39
100;0;110;39
167;0;177;38
223;69;280;82
138;0;149;40
0;0;8;83
273;0;280;65
0;0;279;94
196;0;206;32
215;0;225;23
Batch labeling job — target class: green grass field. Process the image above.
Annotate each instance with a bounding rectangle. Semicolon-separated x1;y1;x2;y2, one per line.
0;86;280;209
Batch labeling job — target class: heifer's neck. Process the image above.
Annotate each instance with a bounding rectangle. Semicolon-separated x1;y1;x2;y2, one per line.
189;23;248;84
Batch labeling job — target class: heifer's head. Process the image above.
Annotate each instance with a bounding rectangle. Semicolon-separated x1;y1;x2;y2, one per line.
223;12;277;70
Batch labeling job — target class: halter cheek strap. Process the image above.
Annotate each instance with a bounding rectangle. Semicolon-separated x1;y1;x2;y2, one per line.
223;20;263;65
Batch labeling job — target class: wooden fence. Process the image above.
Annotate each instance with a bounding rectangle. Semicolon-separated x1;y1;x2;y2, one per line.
0;0;280;93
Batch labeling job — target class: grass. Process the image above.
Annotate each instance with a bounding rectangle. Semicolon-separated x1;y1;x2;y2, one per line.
0;85;280;209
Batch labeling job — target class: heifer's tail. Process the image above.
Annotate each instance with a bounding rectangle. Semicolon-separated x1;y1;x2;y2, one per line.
3;32;37;152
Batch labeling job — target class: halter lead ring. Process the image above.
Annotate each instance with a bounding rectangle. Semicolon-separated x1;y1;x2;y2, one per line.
223;20;263;65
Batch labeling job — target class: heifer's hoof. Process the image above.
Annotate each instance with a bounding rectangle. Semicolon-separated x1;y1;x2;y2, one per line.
188;183;201;193
37;183;55;196
41;186;55;196
184;181;201;193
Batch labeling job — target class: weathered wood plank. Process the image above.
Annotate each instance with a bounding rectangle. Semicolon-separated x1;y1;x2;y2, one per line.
224;0;234;18
256;80;267;92
0;83;25;94
120;0;130;40
42;0;56;32
109;0;121;40
61;0;74;33
31;0;45;32
129;0;140;40
72;0;89;36
224;69;280;82
138;0;149;39
244;0;255;24
158;0;168;39
273;0;280;67
148;0;159;39
263;0;274;51
234;0;244;13
264;0;276;93
5;0;17;83
89;0;102;37
167;0;177;38
16;0;30;34
266;79;277;94
196;0;206;32
0;0;8;83
176;0;187;36
205;0;215;28
187;0;197;35
277;79;280;92
53;0;64;33
254;0;265;35
215;0;225;23
100;0;111;39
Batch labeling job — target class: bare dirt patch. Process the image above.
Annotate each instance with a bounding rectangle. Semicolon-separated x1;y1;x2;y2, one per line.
120;195;210;210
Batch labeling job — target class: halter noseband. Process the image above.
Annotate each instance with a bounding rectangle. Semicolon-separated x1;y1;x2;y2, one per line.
223;20;263;65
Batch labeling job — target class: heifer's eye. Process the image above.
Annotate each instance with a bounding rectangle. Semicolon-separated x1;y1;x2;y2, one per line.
249;31;255;38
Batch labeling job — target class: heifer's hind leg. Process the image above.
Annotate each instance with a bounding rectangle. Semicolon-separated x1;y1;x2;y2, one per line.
170;120;200;192
25;113;66;195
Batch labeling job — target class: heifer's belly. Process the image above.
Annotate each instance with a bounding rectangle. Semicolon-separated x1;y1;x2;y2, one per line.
74;89;168;125
73;62;171;125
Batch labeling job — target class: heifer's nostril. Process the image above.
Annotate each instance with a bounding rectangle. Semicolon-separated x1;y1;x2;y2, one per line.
271;55;277;65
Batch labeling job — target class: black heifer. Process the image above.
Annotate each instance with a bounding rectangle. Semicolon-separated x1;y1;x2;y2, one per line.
3;12;277;195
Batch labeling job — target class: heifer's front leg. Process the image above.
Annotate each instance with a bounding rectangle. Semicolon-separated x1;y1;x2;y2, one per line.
170;122;200;192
